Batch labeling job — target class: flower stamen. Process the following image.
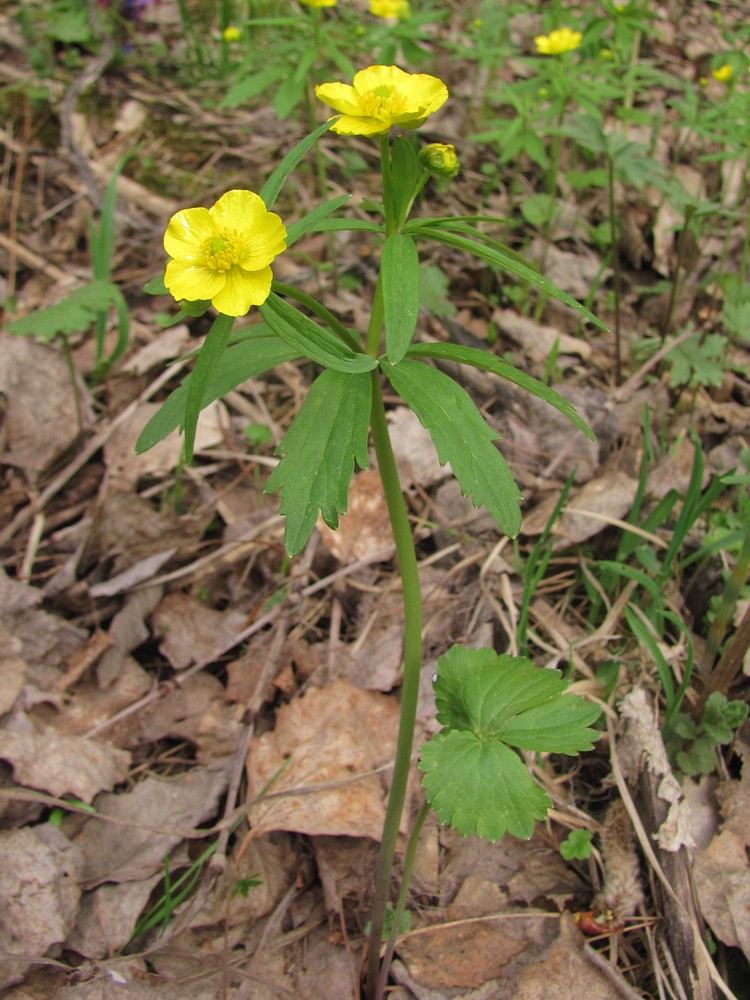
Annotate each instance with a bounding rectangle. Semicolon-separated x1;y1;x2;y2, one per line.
205;234;239;271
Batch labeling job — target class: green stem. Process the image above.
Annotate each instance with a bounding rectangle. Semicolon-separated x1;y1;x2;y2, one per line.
607;154;623;385
661;203;695;340
375;800;430;999
365;373;424;1000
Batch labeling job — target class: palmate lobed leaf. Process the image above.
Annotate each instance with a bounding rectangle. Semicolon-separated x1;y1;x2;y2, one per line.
420;731;551;842
265;369;371;557
433;645;600;753
420;645;600;842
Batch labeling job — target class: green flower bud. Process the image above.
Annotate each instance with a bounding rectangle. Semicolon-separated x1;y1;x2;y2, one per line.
419;143;460;180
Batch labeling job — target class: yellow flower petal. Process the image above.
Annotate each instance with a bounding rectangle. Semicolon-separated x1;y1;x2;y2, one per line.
534;27;582;55
165;258;225;302
317;65;447;137
164;208;217;260
314;82;364;117
328;114;392;135
162;189;286;316
212;265;273;316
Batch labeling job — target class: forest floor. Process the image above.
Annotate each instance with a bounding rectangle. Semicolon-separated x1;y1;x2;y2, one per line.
1;2;749;998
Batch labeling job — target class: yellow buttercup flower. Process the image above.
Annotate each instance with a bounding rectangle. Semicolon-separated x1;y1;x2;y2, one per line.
164;190;286;317
315;65;448;136
534;27;583;55
369;0;410;18
222;25;242;42
712;63;733;82
299;0;336;7
419;143;460;179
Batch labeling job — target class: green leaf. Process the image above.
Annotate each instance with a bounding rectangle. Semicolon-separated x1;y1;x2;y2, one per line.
182;313;235;463
520;193;557;228
410;225;607;332
7;280;121;341
260;117;339;212
419;645;600;842
406;342;595;441
560;829;593;860
420;731;550;841
433;645;600;753
136;330;299;454
384;359;523;538
220;66;287;109
382;234;420;363
285;196;351;247
265;369;372;556
260;294;376;373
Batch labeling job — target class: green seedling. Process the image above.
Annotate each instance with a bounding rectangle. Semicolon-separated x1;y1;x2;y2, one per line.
560;828;594;861
664;692;749;778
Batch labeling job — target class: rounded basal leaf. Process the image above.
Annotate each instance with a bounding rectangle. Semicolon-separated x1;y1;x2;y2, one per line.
419;731;551;842
432;645;600;754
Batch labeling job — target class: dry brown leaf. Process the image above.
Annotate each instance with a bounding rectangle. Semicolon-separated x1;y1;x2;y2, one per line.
388;405;448;488
317;469;392;563
0;714;131;803
0;333;93;478
246;679;399;840
693;745;750;963
526;240;609;302
494;915;628;999
617;687;694;852
121;324;192;376
151;592;248;670
283;925;358;1000
396;874;553;990
0;624;26;714
0;567;88;681
186;833;296;931
50;656;151;744
493;308;592;361
65;871;165;960
72;766;231;887
96;585;163;688
313;834;379;920
80;493;209;579
0;825;83;990
103;399;227;489
523;468;639;549
137;671;244;762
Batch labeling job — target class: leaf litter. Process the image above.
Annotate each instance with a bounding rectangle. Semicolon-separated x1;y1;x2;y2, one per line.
1;2;749;997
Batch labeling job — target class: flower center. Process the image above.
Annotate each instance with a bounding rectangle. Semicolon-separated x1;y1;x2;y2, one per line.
203;233;240;271
361;84;407;120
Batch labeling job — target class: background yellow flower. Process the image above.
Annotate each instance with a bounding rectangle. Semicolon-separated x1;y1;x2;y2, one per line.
315;65;448;136
712;64;733;82
534;27;583;55
164;190;286;317
299;0;337;7
369;0;410;18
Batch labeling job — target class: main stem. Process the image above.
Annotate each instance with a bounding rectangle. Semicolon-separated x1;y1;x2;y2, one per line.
364;392;423;998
